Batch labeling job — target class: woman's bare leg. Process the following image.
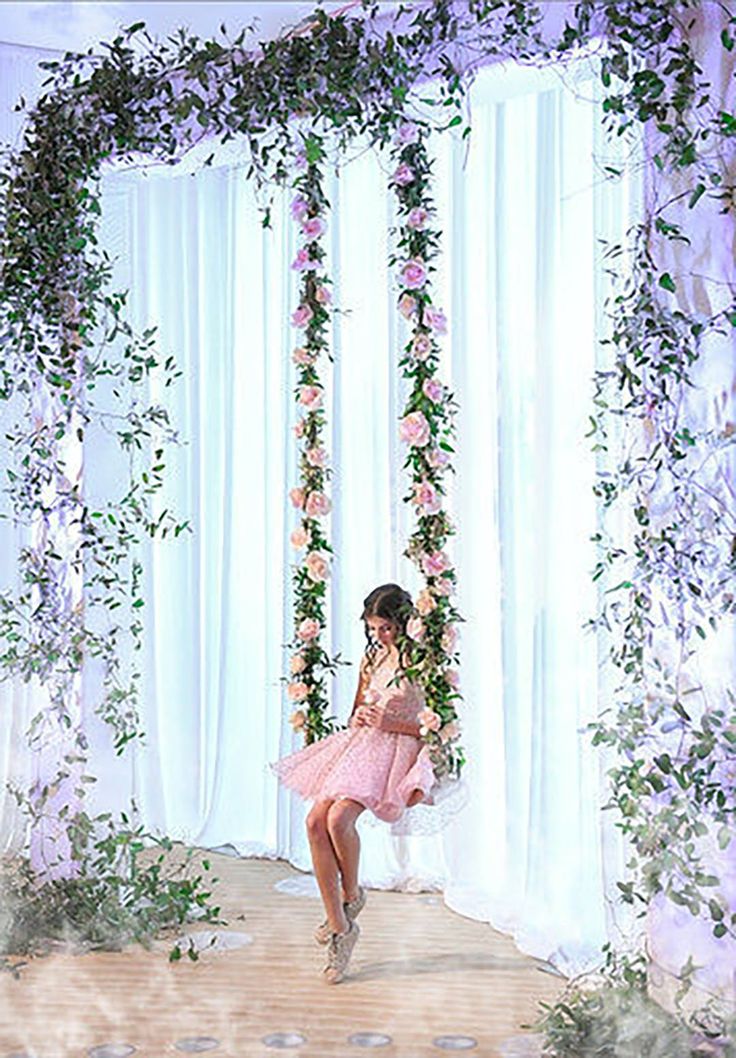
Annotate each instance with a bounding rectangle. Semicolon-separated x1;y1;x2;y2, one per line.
326;798;366;904
306;799;349;934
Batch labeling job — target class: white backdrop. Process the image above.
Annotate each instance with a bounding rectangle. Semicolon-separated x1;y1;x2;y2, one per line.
0;41;641;975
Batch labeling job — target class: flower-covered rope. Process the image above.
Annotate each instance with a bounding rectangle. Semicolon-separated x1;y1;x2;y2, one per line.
285;135;341;745
390;120;465;784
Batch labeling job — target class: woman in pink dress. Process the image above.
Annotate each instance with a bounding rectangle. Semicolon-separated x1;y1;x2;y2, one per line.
270;583;436;984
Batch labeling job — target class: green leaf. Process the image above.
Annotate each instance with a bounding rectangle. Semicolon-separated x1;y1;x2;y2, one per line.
659;272;676;293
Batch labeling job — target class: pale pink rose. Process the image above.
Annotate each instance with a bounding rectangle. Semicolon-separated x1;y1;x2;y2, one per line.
287;681;309;702
399;410;431;448
306;445;327;467
293;150;308;171
290;653;307;675
292;303;314;328
427;446;450;469
439;720;460;744
401;258;427;290
299;384;323;410
363;688;381;705
291;247;318;271
290;526;309;548
406;615;425;641
293;419;306;438
290;195;309;220
399;293;417;320
441;624;458;652
396;120;420;144
305;491;331;518
305;550;330;583
411;334;432;361
302;216;325;240
289;709;307;730
315;284;332;305
434;576;454;597
292;346;315;366
422;378;443;403
415;589;437;616
289;486;305;509
445;668;460;688
424;305;448;334
413;480;441;515
297;617;320;641
418;708;441;732
421;550;450;577
407;206;428;230
393;162;415;187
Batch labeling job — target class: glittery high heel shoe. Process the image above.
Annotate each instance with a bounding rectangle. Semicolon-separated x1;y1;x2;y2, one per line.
314;886;367;945
323;919;360;984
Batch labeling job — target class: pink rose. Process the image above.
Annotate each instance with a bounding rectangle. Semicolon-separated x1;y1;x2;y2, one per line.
422;378;443;403
407;207;428;230
288;681;309;702
396;120;420;144
399;411;431;448
424;306;448;334
445;668;460;688
302;216;325;240
393;162;415;187
401;258;427;290
293;150;308;171
290;195;309;221
291;247;319;272
292;303;313;328
415;589;437;616
418;708;441;732
290;526;309;548
398;293;417;320
297;617;320;641
315;284;332;305
299;384;323;410
421;550;450;577
439;720;460;744
293;419;306;438
289;709;307;730
434;576;454;597
306;445;327;467
292;346;314;366
289;487;305;509
406;615;425;641
411;334;432;361
305;491;331;518
441;624;458;653
427;446;450;469
290;653;307;675
413;480;441;515
305;550;330;583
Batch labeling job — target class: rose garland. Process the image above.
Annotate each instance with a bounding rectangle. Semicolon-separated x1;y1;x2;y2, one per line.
390;121;465;784
284;136;340;745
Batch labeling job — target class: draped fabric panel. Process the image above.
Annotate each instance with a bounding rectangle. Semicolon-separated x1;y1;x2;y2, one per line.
0;43;641;974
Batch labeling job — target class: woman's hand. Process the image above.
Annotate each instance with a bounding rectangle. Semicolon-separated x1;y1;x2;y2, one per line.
351;702;384;728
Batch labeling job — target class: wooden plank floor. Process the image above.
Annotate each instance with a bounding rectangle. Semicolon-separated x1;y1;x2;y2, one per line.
0;852;566;1058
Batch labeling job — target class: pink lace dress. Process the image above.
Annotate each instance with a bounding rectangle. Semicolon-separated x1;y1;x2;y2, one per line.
270;651;436;823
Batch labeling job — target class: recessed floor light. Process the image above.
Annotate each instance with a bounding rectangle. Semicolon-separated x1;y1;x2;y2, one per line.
347;1033;392;1047
173;1038;220;1053
432;1036;478;1050
87;1045;136;1058
261;1033;307;1048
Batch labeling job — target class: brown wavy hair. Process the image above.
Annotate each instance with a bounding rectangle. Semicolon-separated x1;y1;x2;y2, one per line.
360;583;413;673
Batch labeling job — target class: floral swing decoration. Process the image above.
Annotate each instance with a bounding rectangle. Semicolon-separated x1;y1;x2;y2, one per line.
284;118;465;788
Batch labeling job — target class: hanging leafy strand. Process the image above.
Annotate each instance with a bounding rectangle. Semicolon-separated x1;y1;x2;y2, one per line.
389;121;465;783
284;133;342;744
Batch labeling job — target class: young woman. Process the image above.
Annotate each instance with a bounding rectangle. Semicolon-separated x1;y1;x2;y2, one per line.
270;583;436;983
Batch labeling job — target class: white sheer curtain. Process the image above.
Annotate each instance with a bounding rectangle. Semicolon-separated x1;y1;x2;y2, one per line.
0;43;641;974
